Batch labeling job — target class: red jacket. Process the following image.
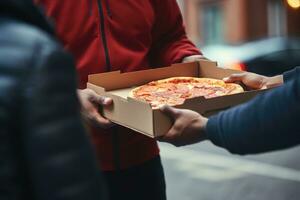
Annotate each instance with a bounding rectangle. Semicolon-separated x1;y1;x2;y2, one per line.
36;0;201;170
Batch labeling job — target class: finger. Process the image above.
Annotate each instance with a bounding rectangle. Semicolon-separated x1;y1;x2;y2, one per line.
95;115;112;125
94;115;114;129
92;94;113;106
89;112;114;129
157;135;168;142
98;96;113;106
193;55;209;61
86;89;113;106
157;134;182;147
157;121;182;142
182;55;208;63
157;133;176;143
160;105;181;119
223;73;245;83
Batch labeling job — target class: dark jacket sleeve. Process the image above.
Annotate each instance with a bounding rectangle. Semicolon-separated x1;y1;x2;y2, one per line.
283;67;300;82
150;0;201;67
21;44;107;200
206;67;300;154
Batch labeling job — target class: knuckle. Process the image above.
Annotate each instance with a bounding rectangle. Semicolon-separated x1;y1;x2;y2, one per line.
173;109;182;117
173;123;182;132
84;88;95;97
85;88;93;93
233;73;243;77
97;96;106;104
87;94;97;102
240;73;247;77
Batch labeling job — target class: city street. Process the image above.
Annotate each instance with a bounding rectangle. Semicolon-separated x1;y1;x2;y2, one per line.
160;141;300;200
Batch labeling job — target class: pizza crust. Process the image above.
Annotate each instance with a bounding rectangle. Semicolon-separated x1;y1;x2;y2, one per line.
226;83;244;94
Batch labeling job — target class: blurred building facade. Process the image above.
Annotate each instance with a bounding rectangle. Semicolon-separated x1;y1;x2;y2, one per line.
177;0;300;45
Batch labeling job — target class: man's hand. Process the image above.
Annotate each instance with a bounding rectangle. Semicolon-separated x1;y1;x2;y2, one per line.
182;55;208;63
77;89;114;129
158;105;208;147
223;72;283;90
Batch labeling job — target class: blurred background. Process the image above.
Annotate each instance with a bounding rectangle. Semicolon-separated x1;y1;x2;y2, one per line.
178;0;300;75
159;1;300;200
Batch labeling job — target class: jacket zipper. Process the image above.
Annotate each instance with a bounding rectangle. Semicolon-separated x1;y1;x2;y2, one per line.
96;0;112;72
105;0;112;18
96;0;120;171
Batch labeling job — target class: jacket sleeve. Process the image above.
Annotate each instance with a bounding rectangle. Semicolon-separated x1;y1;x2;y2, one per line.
206;67;300;154
283;67;300;82
150;0;201;67
21;44;107;200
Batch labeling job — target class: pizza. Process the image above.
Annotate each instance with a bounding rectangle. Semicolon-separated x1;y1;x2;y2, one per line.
129;77;244;109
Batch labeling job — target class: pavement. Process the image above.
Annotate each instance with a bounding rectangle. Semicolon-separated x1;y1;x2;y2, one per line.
159;141;300;200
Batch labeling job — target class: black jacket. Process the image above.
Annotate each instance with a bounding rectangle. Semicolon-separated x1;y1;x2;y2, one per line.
207;67;300;154
0;0;106;199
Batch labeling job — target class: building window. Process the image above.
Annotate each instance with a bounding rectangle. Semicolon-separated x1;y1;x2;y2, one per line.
201;4;224;45
268;0;287;36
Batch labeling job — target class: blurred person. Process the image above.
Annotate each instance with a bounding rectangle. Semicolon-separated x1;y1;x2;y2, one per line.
0;0;107;199
159;68;300;154
34;0;205;199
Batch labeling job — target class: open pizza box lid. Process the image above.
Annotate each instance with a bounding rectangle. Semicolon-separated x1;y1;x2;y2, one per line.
87;60;267;138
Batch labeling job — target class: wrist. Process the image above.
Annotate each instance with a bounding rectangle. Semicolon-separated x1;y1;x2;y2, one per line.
265;75;284;88
199;116;208;140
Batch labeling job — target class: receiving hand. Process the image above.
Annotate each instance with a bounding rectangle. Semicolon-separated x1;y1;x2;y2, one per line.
223;72;283;90
158;105;208;147
182;55;208;63
77;88;114;129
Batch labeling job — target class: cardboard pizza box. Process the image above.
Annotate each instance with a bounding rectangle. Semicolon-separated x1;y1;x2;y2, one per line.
87;60;267;138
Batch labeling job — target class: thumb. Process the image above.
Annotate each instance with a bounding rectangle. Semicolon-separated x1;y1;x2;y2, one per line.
160;105;180;119
223;73;245;83
99;96;113;106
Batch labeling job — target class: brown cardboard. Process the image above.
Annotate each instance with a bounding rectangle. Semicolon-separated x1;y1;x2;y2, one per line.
87;61;268;138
